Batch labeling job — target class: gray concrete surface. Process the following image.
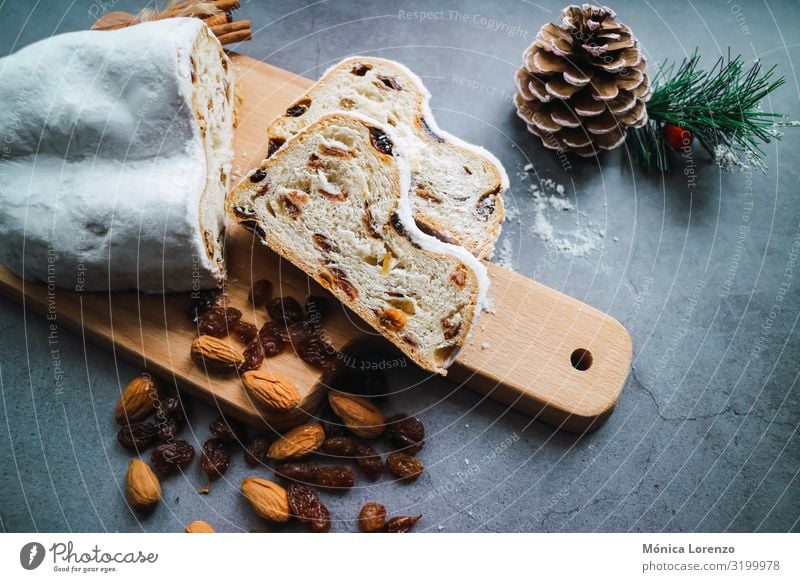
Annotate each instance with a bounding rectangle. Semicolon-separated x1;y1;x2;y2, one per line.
0;0;798;533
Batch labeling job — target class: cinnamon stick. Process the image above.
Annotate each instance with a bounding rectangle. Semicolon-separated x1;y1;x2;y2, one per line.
210;20;250;37
216;29;251;45
202;12;229;28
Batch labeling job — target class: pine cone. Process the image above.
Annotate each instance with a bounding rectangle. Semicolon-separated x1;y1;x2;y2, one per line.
514;4;650;157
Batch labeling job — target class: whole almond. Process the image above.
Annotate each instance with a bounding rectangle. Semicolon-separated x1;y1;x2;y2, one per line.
185;520;215;533
115;375;158;424
242;370;301;413
241;477;290;523
267;422;325;460
191;335;244;370
125;459;162;511
328;392;385;438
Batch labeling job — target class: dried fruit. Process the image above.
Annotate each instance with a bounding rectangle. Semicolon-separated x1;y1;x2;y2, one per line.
117;422;158;451
248;279;272;307
358;502;387;532
197;306;242;338
233;321;258;343
185;520;215;533
242;370;302;413
386;453;424;482
159;395;187;423
188;289;220;322
257;321;285;356
286;99;311;117
277;321;317;345
296;336;338;370
386;515;421;533
241;477;290;523
328;392;385;438
313;466;354;489
156;418;180;442
115;375;158;423
151;440;196;476
385;414;425;454
244;435;272;467
287;483;331;533
267;296;304;323
190;335;245;370
267;422;325;460
275;461;318;482
354;443;383;480
377;307;407;332
369;126;393;155
321;436;356;457
125;459;162;511
249;169;267;183
200;438;232;481
209;415;249;444
239;339;265;373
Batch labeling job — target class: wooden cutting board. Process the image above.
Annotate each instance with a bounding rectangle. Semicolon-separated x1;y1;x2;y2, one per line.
0;54;632;433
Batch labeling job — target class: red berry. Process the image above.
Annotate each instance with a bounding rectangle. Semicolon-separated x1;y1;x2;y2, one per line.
663;124;693;151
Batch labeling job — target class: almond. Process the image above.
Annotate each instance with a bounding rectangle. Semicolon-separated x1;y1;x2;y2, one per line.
115;374;158;424
242;370;301;413
190;335;244;370
125;459;162;511
328;392;385;438
241;477;290;523
185;520;215;533
267;422;325;460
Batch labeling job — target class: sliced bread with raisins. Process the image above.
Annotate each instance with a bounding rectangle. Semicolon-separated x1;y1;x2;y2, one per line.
264;56;509;259
228;112;489;374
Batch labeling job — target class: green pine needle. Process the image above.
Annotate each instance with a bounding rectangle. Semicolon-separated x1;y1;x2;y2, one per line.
631;50;789;173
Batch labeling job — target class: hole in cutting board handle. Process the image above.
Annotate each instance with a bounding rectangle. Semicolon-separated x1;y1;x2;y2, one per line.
570;348;593;371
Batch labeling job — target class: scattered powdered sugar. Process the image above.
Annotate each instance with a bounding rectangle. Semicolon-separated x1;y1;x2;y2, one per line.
528;178;603;257
491;236;515;270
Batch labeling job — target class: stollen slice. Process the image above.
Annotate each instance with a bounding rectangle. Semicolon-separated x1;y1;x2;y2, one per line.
227;112;489;374
264;56;509;259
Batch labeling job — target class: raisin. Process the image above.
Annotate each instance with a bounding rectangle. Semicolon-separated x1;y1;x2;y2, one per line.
249;278;273;307
267;137;285;157
210;415;249;444
385;414;425;454
198;306;242;337
258;321;285;357
321;418;347;438
354;443;383;480
389;212;406;236
286;99;311;117
386;452;424;481
267;296;305;323
239;339;265;373
386;515;422;533
200;438;231;480
296;336;338;370
155;395;187;427
313;466;354;489
117;422;158;451
278;321;317;345
233;321;258;343
358;502;387;533
351;63;372;76
377;75;402;90
321;436;356;457
244;435;272;467
287;483;331;533
280;194;302;219
250;169;267;183
305;294;332;323
275;461;318;482
156;417;180;442
419;116;445;143
151;440;195;476
188;289;221;322
328;267;358;299
312;233;339;253
369;127;393;155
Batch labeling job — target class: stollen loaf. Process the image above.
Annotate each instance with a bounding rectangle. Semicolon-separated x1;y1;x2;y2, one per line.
264;56;509;259
228;112;489;374
0;18;234;293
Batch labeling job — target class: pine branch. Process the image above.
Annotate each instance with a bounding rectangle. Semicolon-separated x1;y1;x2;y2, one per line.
632;50;790;173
